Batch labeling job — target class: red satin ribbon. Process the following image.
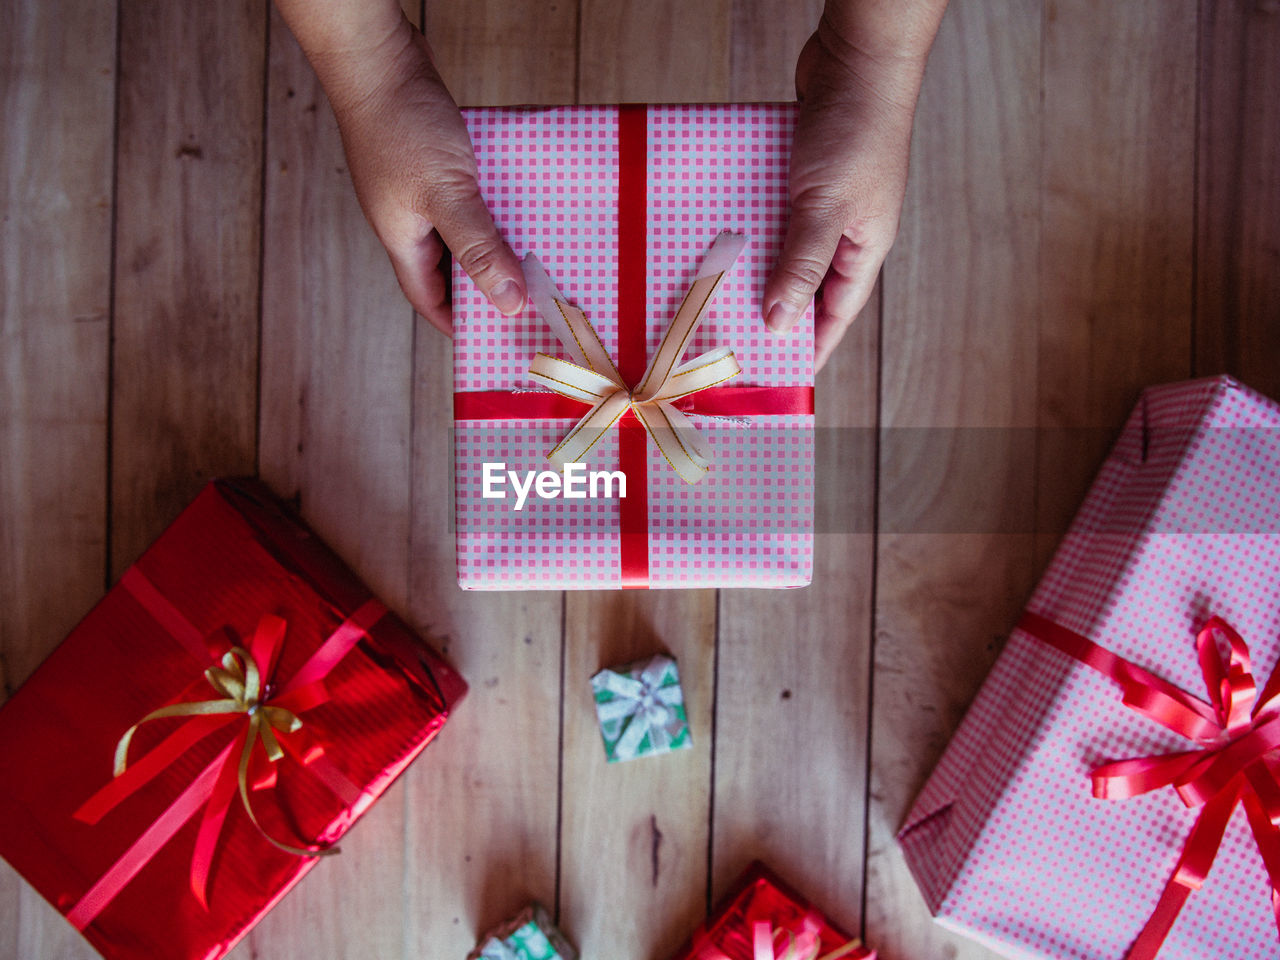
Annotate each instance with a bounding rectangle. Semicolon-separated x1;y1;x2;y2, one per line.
1019;611;1280;959
690;910;872;960
66;571;386;929
452;105;815;588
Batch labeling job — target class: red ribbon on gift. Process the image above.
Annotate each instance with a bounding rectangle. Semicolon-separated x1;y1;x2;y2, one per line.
452;105;814;588
1020;611;1280;960
65;567;386;930
688;884;873;960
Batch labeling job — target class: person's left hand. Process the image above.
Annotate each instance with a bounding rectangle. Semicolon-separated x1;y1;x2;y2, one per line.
764;18;929;370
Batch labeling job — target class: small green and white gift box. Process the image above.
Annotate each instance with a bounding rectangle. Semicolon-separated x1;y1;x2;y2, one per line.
467;903;577;960
590;654;691;763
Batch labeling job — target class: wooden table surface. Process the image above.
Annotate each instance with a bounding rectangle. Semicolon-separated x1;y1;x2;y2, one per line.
3;1;1277;958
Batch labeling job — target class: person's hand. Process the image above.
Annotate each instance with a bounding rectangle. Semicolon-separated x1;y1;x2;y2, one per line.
283;8;525;335
764;13;935;370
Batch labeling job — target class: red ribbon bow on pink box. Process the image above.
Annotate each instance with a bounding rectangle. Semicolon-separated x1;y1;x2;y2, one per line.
1022;611;1280;960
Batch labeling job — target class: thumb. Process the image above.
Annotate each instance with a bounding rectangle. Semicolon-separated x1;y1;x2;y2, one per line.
763;200;843;334
432;184;527;317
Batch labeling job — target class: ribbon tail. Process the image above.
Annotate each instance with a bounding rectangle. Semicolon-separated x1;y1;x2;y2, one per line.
753;921;777;960
66;749;230;931
1124;879;1195;960
613;713;653;761
1091;751;1207;800
522;253;620;379
1123;781;1239;960
75;714;238;825
633;233;744;404
1241;786;1280;936
633;401;710;484
190;729;247;908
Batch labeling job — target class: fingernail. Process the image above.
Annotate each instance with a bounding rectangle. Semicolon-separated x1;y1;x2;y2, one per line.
491;280;524;316
766;301;799;334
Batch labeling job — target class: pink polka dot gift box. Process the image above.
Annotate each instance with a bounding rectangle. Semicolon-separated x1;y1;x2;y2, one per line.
899;375;1280;960
451;105;814;590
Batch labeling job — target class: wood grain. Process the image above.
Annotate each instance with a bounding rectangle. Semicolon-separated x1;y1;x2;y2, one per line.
559;591;716;960
247;3;421;956
865;2;1042;959
712;0;871;929
1194;0;1280;393
712;292;879;930
577;0;732;104
109;0;265;576
425;0;578;107
554;8;727;957
0;0;116;951
400;5;573;958
4;3;1269;960
1035;0;1198;558
729;0;821;102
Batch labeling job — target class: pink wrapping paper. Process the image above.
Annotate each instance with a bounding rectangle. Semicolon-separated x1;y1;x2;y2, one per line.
899;375;1280;959
451;105;815;590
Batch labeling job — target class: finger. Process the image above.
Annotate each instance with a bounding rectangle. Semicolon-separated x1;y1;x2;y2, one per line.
813;236;884;371
388;231;453;337
430;183;526;317
813;240;882;372
763;199;845;335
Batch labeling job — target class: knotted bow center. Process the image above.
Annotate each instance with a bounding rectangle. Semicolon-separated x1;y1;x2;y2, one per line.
523;231;749;484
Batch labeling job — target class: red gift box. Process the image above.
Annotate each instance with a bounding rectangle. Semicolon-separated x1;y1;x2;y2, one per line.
0;478;467;960
669;862;874;960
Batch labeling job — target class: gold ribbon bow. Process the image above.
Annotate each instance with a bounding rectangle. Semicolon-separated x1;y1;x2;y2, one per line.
523;230;747;484
114;617;331;859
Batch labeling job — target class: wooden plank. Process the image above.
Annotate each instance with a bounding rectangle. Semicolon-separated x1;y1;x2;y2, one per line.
0;0;116;950
554;6;728;954
1035;0;1198;557
578;0;732;104
1194;0;1280;394
865;1;1041;958
401;499;563;956
246;3;425;956
400;4;574;958
730;0;822;103
109;0;265;577
711;289;879;927
712;1;873;930
0;0;114;695
559;591;716;959
550;5;732;957
425;0;577;107
715;0;875;931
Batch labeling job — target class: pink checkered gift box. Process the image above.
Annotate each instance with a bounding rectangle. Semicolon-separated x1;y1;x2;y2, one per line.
899;376;1280;960
451;105;814;590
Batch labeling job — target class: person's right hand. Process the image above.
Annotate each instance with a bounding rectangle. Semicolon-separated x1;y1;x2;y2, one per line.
283;8;525;335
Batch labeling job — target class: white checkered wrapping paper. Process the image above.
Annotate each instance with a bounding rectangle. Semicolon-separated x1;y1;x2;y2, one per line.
898;376;1280;959
452;105;814;590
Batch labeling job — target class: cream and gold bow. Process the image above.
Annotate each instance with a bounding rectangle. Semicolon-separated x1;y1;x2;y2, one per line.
113;616;330;859
522;230;747;484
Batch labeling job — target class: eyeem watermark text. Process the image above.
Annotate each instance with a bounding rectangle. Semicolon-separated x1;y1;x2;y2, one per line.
482;462;627;511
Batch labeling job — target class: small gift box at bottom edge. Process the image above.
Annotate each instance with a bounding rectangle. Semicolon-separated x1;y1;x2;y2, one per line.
667;861;874;960
467;903;578;960
591;654;691;763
